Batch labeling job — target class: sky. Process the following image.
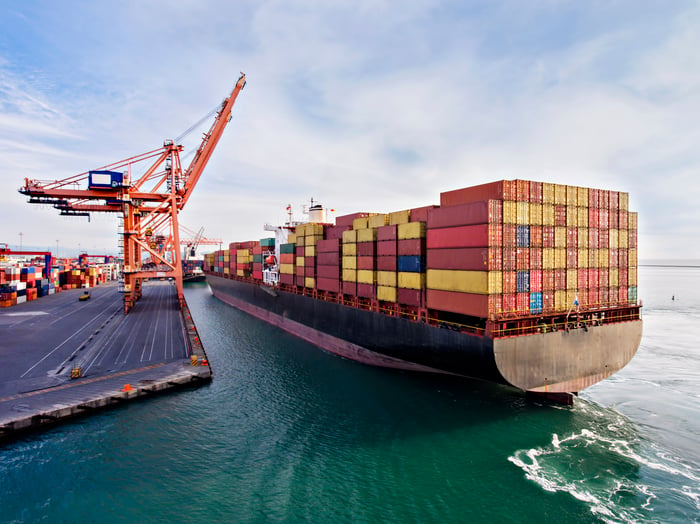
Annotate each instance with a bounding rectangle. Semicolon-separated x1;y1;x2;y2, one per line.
1;0;698;260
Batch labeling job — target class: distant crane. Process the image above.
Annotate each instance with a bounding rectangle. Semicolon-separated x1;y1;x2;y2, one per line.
0;243;53;278
18;74;246;313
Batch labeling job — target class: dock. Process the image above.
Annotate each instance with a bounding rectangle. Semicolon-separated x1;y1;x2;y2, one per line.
0;280;210;440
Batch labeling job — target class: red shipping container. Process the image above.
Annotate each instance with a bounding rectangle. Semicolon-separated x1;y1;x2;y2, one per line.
253;246;263;255
619;268;628;287
599;208;609;228
588;287;599;305
398;238;424;256
503;247;516;271
252;270;263;280
253;263;263;271
295;275;305;287
609;209;619;229
503;271;517;294
599;228;609;248
305;256;315;268
280;253;295;264
317;265;340;279
342;281;357;295
554;205;567;226
503;224;517;247
610;248;619;267
516;179;530;201
317;239;340;252
530;270;543;292
503;293;517;313
589;208;599;227
426;289;500;317
296;266;305;277
377;225;398;241
426;247;501;271
398;288;422;307
530;248;542;269
618;286;628;303
316;252;340;265
357;283;375;298
543;226;555;248
440;180;515;207
629;230;637;249
516;292;529;313
530;226;543;247
566;248;577;267
619;249;628;268
377;256;397;271
599;269;609;287
589;189;599;209
578;269;588;290
516;247;529;270
567;227;577;247
377;240;397;257
296;246;305;257
578;289;588;307
427;200;502;229
357;256;375;270
336;212;370;228
588;269;599;289
555;269;566;289
325;226;351;240
530;181;543;203
357;242;376;257
600;287;609;305
410;205;439;222
426;224;496;249
619;210;628;230
317;277;340;293
543;269;555;291
543;291;555;311
589;228;599;249
600;191;610;209
609;191;619;210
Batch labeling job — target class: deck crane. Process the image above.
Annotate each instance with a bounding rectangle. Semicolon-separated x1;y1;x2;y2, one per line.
18;73;246;313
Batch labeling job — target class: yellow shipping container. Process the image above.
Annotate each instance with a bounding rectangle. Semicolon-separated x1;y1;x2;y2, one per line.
629;267;637;286
599;248;609;267
296;256;305;267
554;184;567;205
629;248;637;267
342;256;357;269
516;201;529;225
377;286;397;302
295;224;307;236
542;204;555;226
377;271;397;287
279;264;295;274
567;269;577;289
306;246;316;257
342;229;357;244
629;212;638;229
609;229;619;249
223;267;229;274
426;269;501;294
399;272;426;290
353;217;369;230
578;249;588;268
620;192;629;211
543;248;555;269
342;243;357;256
305;277;316;288
566;290;578;308
529;203;543;225
389;210;410;225
306;223;324;235
357;270;375;284
342;269;357;282
555;227;567;248
357;228;377;242
305;234;322;247
503;201;517;224
398;222;426;240
619;230;628;249
577;187;589;207
542;183;555;204
578;227;589;248
555;289;567;310
566;206;578;227
368;214;388;229
609;268;619;287
577;207;588;227
566;186;578;207
237;269;245;277
555;248;566;268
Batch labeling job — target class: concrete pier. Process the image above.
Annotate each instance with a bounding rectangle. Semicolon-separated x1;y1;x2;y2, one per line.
0;280;211;440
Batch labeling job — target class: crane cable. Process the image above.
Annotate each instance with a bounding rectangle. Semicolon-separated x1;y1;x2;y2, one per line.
174;102;222;144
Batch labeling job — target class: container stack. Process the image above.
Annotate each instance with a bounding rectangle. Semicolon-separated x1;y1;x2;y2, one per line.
376;224;398;303
341;228;357;296
397;221;427;307
316;237;341;293
279;236;296;286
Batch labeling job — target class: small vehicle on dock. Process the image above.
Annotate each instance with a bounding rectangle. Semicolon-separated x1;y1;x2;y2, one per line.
79;291;91;301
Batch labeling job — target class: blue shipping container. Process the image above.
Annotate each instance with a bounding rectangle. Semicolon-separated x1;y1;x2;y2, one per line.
517;225;530;247
398;255;425;273
530;292;543;314
517;270;530;293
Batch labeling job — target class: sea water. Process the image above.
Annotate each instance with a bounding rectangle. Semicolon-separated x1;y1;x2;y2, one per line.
0;266;698;523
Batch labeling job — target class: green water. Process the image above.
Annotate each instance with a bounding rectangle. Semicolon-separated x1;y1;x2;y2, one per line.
1;268;699;523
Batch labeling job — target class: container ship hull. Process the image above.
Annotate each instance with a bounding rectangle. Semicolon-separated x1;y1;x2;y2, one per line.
206;274;642;400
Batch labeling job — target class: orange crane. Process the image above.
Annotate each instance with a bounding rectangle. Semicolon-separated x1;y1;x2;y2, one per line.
19;74;246;313
0;244;53;277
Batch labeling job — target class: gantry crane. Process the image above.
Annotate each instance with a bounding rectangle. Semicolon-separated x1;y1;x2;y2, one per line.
0;244;53;278
18;74;246;313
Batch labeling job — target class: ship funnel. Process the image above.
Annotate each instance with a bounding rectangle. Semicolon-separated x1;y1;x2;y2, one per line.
308;202;327;223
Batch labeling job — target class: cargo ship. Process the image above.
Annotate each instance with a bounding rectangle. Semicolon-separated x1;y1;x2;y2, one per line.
203;180;642;403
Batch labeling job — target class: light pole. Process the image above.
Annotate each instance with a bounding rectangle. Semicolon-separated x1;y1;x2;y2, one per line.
19;232;23;251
